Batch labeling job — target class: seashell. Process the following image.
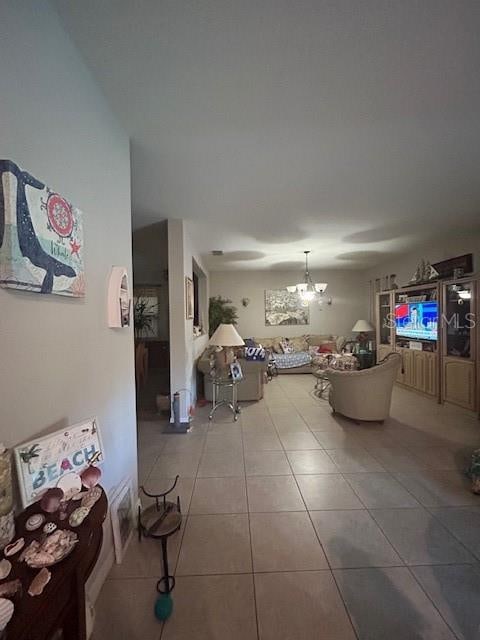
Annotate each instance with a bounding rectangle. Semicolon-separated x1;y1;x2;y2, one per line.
27;551;56;569
0;597;14;631
43;522;57;535
80;465;102;489
4;538;24;557
0;560;11;580
24;529;78;568
81;486;102;509
28;567;51;596
0;579;22;598
19;541;36;562
69;507;90;528
26;513;46;532
40;488;64;514
56;472;82;501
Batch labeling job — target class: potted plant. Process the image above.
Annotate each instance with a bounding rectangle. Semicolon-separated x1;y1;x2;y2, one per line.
208;296;238;337
134;297;158;339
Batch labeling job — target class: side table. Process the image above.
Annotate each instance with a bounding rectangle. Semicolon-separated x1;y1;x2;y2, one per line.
355;351;376;370
312;369;330;399
208;377;241;421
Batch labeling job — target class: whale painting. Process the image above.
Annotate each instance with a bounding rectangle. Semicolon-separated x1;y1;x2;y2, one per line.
0;160;84;297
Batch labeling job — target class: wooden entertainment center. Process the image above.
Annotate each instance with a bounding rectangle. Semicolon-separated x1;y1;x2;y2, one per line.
375;275;478;412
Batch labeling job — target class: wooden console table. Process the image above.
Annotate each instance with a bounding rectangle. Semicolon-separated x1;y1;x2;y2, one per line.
4;488;107;640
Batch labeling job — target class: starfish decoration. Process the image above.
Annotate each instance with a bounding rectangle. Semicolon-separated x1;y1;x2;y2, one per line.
70;239;81;256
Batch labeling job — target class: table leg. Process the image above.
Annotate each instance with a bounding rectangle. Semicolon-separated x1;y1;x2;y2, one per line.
233;382;238;420
209;381;216;420
157;536;175;595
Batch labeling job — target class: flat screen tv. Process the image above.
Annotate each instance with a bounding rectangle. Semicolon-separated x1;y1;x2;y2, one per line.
395;301;438;341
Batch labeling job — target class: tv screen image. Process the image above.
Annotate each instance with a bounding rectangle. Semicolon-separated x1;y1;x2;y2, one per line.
395;301;438;341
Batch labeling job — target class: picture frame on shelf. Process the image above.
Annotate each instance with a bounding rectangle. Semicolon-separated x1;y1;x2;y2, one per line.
110;478;135;564
230;361;243;381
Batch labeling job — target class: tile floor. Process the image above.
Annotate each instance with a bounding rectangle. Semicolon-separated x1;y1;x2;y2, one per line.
93;374;480;640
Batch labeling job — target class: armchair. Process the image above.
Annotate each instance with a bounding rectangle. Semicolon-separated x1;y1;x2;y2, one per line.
328;353;401;422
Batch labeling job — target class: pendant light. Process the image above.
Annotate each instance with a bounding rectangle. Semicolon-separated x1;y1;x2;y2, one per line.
286;251;327;305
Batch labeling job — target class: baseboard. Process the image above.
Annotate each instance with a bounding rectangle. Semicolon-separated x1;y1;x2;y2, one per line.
86;544;115;604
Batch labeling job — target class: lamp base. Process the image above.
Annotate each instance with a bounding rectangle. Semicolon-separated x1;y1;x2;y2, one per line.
214;347;234;373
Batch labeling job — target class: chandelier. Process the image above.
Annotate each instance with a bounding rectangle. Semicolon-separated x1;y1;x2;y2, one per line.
286;251;328;306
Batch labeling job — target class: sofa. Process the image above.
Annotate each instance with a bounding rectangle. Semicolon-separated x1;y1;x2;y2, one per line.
197;349;267;401
328;352;401;422
253;335;346;374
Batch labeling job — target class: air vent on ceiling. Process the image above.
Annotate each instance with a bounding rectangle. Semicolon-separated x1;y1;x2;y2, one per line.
211;250;224;256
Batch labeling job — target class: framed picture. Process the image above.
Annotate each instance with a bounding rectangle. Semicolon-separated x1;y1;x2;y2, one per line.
230;361;243;381
265;289;309;326
14;418;104;508
0;159;85;297
110;479;135;564
185;276;194;319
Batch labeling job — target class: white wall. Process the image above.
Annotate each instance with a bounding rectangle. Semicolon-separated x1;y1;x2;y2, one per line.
210;269;368;339
0;0;136;599
168;220;209;420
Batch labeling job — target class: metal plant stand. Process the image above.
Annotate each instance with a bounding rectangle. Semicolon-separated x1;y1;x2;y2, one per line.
209;376;241;421
138;477;182;597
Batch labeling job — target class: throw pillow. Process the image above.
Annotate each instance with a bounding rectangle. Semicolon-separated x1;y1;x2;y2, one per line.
289;336;309;352
319;341;337;353
271;337;283;353
280;339;294;354
255;337;273;349
254;337;283;353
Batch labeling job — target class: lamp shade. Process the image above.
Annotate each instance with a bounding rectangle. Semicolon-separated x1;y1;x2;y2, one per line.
352;319;374;332
209;324;245;347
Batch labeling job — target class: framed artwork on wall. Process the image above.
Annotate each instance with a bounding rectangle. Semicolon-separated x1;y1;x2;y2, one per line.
110;478;135;564
265;289;309;326
185;276;194;319
0;159;85;297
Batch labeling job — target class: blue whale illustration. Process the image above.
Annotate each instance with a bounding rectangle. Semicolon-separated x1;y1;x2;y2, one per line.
0;159;76;294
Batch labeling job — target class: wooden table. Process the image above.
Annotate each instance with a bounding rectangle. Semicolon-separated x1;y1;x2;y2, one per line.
4;488;107;640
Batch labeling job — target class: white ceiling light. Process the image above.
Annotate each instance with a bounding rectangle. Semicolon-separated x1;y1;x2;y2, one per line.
287;251;328;305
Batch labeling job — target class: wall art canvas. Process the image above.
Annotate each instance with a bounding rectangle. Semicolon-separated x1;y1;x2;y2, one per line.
265;289;309;326
14;418;104;508
0;159;85;297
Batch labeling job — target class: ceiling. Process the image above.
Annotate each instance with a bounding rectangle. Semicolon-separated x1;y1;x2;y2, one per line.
53;0;480;270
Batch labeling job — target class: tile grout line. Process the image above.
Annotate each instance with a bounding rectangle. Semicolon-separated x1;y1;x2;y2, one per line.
240;410;261;640
158;422;208;640
265;394;361;640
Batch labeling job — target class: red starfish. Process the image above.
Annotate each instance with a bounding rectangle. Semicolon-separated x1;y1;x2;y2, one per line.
70;239;81;256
